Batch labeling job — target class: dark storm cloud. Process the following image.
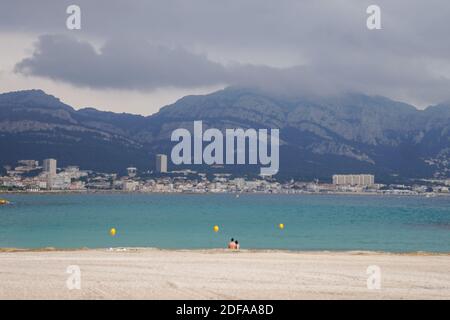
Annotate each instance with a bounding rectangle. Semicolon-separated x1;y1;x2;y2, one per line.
15;35;229;90
4;0;450;104
14;33;450;104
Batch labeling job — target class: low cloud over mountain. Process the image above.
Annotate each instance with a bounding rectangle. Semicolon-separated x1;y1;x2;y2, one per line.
14;31;450;106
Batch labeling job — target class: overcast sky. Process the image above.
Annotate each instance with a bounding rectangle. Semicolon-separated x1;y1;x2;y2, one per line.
1;0;449;115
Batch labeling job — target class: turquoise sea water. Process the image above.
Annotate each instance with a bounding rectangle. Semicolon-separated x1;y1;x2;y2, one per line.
0;193;449;252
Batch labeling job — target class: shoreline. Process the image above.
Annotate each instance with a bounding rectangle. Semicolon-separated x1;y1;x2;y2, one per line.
1;247;449;256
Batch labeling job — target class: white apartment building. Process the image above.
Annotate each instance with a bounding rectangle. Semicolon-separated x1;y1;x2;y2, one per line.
43;159;57;176
156;154;168;173
332;174;375;186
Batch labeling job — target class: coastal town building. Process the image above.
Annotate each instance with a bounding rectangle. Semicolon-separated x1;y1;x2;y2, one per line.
156;154;168;173
43;158;57;189
122;180;139;192
43;159;57;176
332;174;375;186
127;167;137;178
15;160;39;173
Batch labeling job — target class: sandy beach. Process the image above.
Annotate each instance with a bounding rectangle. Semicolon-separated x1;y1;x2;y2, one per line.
0;248;449;300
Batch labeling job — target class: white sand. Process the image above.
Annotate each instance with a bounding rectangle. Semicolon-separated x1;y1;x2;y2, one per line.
0;249;449;299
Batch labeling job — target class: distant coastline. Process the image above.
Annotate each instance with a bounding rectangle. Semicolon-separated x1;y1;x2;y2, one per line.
1;189;449;197
1;247;450;255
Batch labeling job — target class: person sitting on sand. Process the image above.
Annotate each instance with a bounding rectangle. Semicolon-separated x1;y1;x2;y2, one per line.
235;240;240;250
228;238;236;249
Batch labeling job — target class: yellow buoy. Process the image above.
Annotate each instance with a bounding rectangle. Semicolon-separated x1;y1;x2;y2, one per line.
213;225;219;233
109;228;116;237
0;199;9;205
279;223;284;230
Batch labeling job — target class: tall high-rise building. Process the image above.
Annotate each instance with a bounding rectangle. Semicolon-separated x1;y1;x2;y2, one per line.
43;159;57;176
156;154;168;173
43;158;57;190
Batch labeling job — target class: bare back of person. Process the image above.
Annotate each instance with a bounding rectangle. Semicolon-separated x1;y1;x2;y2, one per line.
228;238;237;249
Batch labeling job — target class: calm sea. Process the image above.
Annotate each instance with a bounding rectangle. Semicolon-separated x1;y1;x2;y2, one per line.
0;193;449;252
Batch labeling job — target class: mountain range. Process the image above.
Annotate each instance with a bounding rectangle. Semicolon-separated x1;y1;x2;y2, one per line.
0;88;449;182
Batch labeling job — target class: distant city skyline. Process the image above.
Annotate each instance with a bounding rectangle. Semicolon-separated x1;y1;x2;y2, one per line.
2;156;450;195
